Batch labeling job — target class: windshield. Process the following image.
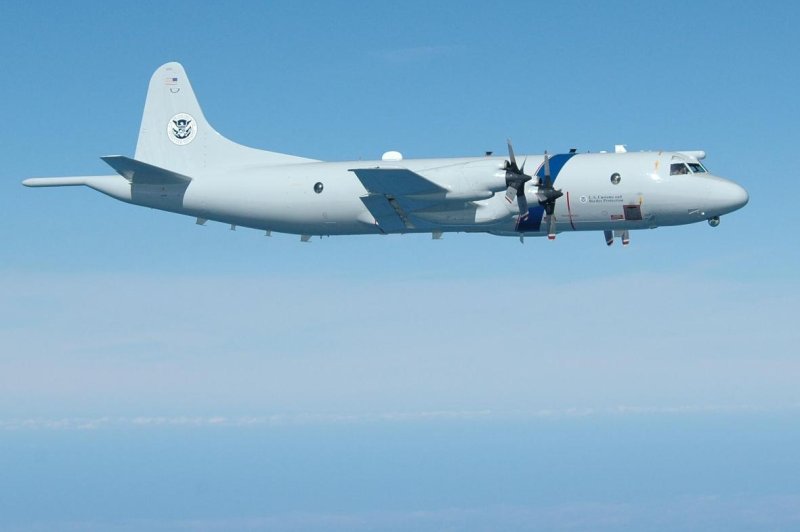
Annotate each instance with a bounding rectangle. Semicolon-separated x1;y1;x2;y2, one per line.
670;163;690;175
671;162;709;175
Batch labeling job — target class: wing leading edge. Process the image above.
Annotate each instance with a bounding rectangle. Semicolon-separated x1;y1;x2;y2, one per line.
101;156;192;184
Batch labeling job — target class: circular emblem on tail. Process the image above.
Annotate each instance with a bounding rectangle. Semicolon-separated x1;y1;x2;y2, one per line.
167;113;197;145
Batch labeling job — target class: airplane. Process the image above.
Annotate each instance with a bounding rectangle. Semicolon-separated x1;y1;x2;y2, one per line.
23;62;749;245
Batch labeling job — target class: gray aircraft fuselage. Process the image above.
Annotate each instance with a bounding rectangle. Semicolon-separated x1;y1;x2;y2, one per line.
24;62;748;244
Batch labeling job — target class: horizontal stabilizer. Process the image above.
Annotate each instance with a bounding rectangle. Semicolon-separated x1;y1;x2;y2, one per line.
101;155;192;184
350;167;445;197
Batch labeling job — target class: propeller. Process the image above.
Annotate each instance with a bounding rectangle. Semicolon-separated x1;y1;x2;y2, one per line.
504;139;532;217
536;151;564;240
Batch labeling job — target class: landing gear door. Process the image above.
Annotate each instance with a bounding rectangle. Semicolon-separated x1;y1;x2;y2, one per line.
623;204;643;221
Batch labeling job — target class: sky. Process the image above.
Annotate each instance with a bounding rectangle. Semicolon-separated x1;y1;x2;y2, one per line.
1;1;799;530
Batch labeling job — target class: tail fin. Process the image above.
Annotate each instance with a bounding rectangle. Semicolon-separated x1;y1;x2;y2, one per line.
135;62;315;174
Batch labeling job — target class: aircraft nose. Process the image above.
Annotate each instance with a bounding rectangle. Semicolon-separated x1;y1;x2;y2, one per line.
706;177;748;216
719;179;749;213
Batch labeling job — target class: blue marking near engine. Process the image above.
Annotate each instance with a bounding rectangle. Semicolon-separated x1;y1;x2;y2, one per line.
516;153;576;232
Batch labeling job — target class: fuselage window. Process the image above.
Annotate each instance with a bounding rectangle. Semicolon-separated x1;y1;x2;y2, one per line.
688;163;707;173
670;163;690;175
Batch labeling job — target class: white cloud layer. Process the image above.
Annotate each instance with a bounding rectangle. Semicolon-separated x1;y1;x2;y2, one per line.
5;495;800;532
2;403;797;431
1;270;798;418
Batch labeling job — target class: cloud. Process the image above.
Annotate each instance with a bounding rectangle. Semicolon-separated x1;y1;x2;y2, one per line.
2;403;797;431
1;270;798;418
5;495;800;531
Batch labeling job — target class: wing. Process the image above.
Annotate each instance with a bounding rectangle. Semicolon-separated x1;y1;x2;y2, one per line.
350;167;448;232
351;167;446;197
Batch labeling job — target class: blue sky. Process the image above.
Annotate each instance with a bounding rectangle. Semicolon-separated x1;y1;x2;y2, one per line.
1;1;799;530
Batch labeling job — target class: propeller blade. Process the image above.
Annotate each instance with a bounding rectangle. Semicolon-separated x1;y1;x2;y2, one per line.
505;185;516;204
547;214;556;240
543;150;551;186
504;139;535;218
507;139;518;171
517;186;528;215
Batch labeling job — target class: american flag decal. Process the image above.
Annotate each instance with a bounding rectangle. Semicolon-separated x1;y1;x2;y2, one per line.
165;77;178;85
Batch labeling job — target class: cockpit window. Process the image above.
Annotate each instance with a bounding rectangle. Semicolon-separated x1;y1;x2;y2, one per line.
670;163;690;175
688;162;707;173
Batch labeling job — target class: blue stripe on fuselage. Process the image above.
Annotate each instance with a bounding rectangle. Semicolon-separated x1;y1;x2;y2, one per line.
516;153;576;232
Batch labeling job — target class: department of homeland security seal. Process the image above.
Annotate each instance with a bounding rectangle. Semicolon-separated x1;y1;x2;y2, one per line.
167;113;196;145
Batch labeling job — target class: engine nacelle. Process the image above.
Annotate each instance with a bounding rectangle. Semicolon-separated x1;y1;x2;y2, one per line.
412;159;508;201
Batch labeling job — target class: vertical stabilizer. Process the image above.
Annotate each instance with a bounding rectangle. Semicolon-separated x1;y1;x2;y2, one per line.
135;62;314;175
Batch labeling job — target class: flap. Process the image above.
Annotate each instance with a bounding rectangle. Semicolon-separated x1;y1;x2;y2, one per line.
361;195;412;232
